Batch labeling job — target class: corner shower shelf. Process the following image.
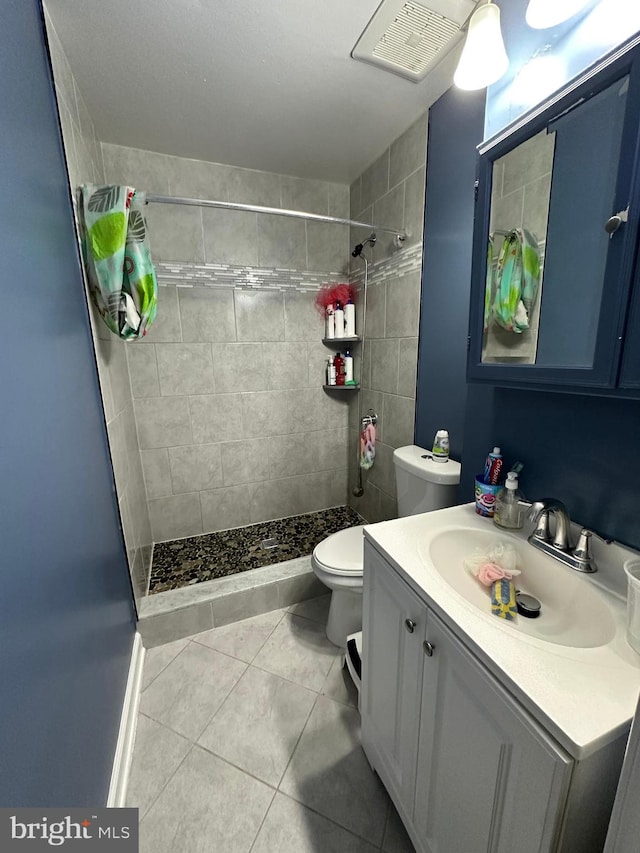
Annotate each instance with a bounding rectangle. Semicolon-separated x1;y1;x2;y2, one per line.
323;384;360;391
322;335;360;345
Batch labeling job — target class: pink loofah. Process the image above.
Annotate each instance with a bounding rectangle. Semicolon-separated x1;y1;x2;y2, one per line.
476;562;510;587
315;283;356;314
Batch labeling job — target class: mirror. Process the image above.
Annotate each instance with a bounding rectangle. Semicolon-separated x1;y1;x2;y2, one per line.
481;73;629;368
483;128;555;364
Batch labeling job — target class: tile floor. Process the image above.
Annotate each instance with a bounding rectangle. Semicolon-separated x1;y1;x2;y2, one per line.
128;594;415;852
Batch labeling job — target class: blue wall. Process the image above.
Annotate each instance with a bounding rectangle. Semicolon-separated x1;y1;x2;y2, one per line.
0;1;136;806
415;87;485;462
416;78;640;551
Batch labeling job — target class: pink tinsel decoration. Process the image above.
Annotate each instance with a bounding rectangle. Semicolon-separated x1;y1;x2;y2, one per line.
315;283;356;314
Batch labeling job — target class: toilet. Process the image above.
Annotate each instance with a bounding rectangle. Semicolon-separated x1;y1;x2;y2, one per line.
312;444;461;646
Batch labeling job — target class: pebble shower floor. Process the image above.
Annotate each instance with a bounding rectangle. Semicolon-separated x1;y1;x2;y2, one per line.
149;506;363;594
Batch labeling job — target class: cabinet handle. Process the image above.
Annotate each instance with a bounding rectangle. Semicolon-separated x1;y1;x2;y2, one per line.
423;641;435;657
405;618;416;633
605;208;629;238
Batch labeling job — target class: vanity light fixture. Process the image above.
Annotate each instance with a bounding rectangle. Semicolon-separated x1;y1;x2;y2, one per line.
525;0;591;29
453;0;509;91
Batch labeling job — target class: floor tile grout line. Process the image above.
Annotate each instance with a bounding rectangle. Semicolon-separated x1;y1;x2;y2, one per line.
140;638;191;694
249;655;335;694
135;741;196;824
193;739;281;792
187;607;287;663
247;786;278;853
275;691;321;792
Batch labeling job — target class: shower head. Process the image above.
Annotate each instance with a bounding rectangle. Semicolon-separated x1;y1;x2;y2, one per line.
352;233;377;258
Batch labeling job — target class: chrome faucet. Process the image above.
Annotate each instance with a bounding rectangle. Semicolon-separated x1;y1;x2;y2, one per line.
527;498;597;573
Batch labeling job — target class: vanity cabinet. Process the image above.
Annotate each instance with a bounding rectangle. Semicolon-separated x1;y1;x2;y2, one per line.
467;42;640;394
361;540;622;853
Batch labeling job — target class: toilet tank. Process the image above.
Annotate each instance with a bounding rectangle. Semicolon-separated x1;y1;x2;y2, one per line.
393;445;461;517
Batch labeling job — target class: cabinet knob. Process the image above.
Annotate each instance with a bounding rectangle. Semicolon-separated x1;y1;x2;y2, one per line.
405;618;416;633
423;641;435;657
605;208;629;238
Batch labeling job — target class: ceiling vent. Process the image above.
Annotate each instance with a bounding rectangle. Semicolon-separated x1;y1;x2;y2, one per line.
352;0;477;82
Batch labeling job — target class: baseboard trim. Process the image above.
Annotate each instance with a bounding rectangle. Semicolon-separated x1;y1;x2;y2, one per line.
107;632;145;807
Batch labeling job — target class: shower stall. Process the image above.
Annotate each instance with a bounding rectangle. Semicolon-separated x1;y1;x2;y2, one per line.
44;0;426;643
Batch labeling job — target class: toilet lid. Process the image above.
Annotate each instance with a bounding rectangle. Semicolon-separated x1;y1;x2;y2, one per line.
313;525;365;576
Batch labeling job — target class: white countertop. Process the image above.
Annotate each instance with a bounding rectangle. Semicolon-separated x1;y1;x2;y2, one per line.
363;503;640;760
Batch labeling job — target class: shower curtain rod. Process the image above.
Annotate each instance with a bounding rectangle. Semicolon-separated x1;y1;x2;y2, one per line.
145;194;407;241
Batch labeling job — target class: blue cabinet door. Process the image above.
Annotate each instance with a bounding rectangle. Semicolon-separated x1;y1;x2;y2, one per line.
468;43;640;392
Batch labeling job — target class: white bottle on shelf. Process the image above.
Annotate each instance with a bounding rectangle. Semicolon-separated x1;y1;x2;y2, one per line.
334;301;345;338
344;348;353;383
345;298;356;337
327;356;336;386
325;304;335;339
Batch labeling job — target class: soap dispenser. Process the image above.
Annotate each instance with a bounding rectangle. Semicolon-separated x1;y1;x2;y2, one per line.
493;472;524;530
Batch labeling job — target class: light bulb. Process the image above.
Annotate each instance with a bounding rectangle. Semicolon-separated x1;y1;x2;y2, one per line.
525;0;591;29
454;2;509;91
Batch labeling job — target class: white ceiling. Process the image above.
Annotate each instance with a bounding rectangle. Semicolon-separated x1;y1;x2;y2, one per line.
45;0;471;183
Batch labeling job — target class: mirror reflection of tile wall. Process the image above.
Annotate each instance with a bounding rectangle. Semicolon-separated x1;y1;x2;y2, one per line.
483;129;555;364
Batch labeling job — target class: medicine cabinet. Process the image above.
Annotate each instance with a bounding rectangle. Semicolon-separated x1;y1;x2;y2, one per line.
467;41;640;393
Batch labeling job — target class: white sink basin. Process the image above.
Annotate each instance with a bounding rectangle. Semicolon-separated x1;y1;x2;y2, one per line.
423;527;616;648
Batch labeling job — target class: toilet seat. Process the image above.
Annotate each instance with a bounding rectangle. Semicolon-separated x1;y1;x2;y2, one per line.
312;525;365;576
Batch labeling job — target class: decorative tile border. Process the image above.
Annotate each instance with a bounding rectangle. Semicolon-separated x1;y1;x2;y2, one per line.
154;242;423;292
349;242;423;288
155;260;348;292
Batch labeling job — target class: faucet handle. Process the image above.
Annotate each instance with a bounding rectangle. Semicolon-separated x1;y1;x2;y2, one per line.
572;529;598;573
531;509;551;543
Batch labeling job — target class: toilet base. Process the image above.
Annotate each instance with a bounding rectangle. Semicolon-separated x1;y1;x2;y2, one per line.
326;589;363;647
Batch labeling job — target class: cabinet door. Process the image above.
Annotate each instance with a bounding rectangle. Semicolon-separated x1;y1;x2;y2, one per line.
414;614;572;853
467;43;640;391
361;541;426;811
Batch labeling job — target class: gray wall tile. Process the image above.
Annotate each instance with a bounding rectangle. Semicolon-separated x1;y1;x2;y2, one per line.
306;221;349;273
242;388;319;438
166;156;230;199
227;167;282;206
190;394;243;444
329;183;350;219
373;184;405;259
364;283;386;339
220;439;270;486
149;492;203;542
403;167;426;247
361;149;390;211
202;208;258;265
350;176;362;219
369;338;400;394
501;129;555;197
211;584;280;628
281;176;329;215
179;288;236;343
268;428;348;478
389;113;428;188
141;285;182;344
308;342;332;389
200;485;253;532
156;343;215;396
127;344;160;398
263;342;308;390
491;187;525;232
101;143;170;195
383;394;415;449
169;444;224;493
212;343;266;392
257;215;307;269
235;291;284;342
105;338;132;417
138;603;214;648
385;273;421;338
284;291;324;343
398;338;418;398
141;449;172;499
146;204;204;262
523;172;552;243
135;397;192;448
107;412;130;493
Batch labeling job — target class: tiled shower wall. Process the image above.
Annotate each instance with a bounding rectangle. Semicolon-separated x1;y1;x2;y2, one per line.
348;114;428;522
101;143;352;542
44;9;152;603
